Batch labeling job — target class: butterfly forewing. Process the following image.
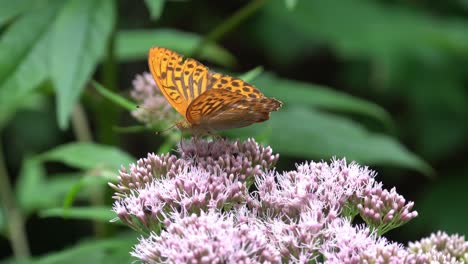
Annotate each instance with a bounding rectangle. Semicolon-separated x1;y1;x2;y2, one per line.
208;73;265;99
149;47;187;115
148;47;211;116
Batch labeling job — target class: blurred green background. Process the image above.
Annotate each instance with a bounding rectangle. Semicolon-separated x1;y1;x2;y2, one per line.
1;0;467;262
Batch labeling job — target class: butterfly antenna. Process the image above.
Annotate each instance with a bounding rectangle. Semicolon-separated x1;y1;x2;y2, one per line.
155;122;178;136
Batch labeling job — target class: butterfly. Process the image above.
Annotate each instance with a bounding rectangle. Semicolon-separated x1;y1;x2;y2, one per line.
148;47;282;136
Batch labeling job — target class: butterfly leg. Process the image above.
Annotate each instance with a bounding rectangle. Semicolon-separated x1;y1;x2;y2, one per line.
206;130;222;140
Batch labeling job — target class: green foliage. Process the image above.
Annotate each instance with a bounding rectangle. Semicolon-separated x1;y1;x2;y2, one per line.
230;106;431;174
93;81;136;111
40;207;119;223
144;0;165;21
253;73;394;130
37;142;134;171
50;0;115;129
1;237;136;264
0;1;59;128
116;29;236;67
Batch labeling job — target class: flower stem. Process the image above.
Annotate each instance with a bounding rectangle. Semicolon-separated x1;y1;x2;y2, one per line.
71;104;93;142
190;0;269;58
0;136;30;259
71;104;107;237
97;25;119;145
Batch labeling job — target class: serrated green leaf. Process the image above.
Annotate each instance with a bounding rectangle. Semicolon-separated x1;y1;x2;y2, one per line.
93;81;136;111
63;173;116;209
37;142;135;171
0;2;61;128
16;157;45;212
238;66;264;83
1;236;136;264
258;0;468;66
50;0;115;129
144;0;165;20
0;207;5;236
40;207;117;223
253;73;394;130
0;0;35;27
17;159;81;213
230;106;432;175
115;29;236;67
284;0;298;10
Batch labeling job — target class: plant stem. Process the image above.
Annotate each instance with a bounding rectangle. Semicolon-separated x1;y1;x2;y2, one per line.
71;104;93;142
97;26;119;145
0;136;30;259
190;0;268;58
71;104;107;237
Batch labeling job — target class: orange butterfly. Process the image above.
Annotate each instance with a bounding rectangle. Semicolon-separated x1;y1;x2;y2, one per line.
148;47;282;136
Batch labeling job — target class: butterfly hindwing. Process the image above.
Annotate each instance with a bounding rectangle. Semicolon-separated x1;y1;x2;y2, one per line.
186;89;282;130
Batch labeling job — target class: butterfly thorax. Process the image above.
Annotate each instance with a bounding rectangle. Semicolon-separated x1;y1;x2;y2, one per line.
176;119;215;137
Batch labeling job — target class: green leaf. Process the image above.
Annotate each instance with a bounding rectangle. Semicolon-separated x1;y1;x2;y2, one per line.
253;73;394;130
238;66;264;83
0;2;61;128
63;172;116;209
230;106;432;175
257;0;468;66
40;207;117;223
37;142;135;171
16;157;45;212
93;81;136;111
1;236;136;264
284;0;298;10
0;207;5;236
50;0;115;129
0;0;35;27
144;0;165;20
115;29;236;67
17;157;80;213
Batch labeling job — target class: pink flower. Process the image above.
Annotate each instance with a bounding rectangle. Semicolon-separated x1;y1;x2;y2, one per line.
112;166;248;231
250;159;377;221
322;218;407;263
131;210;281;264
130;72;179;128
110;138;451;263
110;138;279;198
407;231;468;263
356;186;418;235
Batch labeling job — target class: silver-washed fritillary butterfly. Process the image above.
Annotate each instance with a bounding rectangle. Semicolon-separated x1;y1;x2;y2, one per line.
148;47;282;136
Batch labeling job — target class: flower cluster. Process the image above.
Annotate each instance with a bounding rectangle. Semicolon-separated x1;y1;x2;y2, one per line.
110;138;278;197
322;218;407;263
111;138;467;263
407;231;468;263
356;186;418;235
132;210;281;264
130;72;179;128
110;138;278;231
